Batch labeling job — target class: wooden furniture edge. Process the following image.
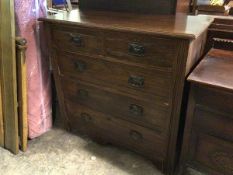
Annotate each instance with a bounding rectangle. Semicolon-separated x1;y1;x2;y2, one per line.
0;0;19;154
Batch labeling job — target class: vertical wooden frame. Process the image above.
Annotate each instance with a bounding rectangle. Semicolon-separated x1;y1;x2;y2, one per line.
0;1;4;147
0;0;19;154
0;3;4;146
0;78;3;146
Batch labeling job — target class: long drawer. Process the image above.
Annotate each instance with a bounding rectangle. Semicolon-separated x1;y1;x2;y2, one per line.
65;100;168;161
61;77;171;135
195;86;233;114
194;106;233;141
57;51;173;101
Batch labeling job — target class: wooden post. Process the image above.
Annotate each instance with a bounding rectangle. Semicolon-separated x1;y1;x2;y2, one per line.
16;37;28;152
0;0;19;154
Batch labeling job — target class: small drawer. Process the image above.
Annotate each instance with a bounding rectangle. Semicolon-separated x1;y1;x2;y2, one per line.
65;101;168;161
61;77;171;135
56;52;172;100
52;26;102;55
194;106;233;141
104;31;180;69
190;132;233;175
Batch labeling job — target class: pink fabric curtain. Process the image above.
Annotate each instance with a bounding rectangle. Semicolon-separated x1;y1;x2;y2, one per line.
15;0;52;139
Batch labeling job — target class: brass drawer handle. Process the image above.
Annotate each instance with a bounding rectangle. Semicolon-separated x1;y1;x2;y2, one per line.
129;43;145;56
74;60;87;72
130;130;143;141
78;89;89;99
70;34;82;46
80;113;92;122
129;104;143;116
128;75;144;88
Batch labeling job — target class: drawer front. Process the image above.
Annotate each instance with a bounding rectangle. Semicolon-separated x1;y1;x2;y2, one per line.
57;51;172;100
104;31;180;69
194;106;233;141
66;101;168;161
52;26;102;55
195;86;233;115
62;77;171;135
190;132;233;175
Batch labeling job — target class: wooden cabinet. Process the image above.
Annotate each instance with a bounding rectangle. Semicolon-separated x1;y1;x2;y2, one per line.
180;49;233;175
40;10;212;174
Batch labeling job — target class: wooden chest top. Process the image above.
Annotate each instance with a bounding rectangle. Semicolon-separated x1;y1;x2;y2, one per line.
188;49;233;92
40;9;213;40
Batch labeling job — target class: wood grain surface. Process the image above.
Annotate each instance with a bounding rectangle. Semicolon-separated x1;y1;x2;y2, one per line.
0;0;19;154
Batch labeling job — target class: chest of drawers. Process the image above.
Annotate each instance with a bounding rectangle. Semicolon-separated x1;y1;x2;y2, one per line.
180;49;233;175
41;10;212;174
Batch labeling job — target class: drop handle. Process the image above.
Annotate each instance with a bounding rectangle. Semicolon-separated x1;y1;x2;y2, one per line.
128;75;144;88
130;130;143;141
129;104;143;116
70;33;83;46
74;60;87;72
129;43;145;56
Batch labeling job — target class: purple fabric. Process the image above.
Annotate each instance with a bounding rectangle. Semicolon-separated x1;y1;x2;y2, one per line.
15;0;52;139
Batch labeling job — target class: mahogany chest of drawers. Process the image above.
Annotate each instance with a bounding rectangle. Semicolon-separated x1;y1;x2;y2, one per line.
41;10;212;174
180;49;233;175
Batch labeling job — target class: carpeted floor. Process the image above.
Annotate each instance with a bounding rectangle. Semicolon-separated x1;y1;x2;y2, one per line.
0;127;165;175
